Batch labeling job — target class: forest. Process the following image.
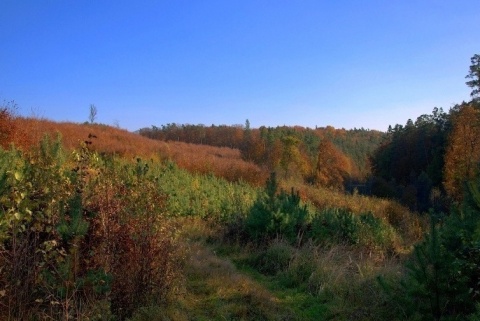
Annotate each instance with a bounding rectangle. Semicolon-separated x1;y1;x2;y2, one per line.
0;54;480;320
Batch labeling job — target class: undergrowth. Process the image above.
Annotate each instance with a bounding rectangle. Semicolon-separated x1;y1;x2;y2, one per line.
0;136;183;320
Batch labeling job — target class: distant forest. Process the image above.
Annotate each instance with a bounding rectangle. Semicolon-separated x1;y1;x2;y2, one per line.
139;124;384;187
140;54;480;214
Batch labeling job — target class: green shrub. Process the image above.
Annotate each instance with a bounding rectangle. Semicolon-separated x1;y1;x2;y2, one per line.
0;136;109;319
154;161;258;221
393;179;480;321
309;208;397;251
245;172;310;244
378;178;480;321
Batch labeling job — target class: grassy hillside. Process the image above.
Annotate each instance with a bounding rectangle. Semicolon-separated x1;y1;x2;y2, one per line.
9;117;267;186
5;113;472;321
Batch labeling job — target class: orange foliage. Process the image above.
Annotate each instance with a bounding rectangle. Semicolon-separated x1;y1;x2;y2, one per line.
11;117;169;157
0;107;17;148
1;107;31;149
314;139;351;189
9;117;267;186
163;141;267;185
444;105;480;201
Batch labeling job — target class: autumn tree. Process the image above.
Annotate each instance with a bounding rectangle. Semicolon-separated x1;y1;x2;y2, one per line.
444;104;480;201
279;135;309;179
314;139;351;189
240;130;265;164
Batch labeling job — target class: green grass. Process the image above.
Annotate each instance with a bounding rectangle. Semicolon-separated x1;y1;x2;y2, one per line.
214;242;329;321
211;236;405;321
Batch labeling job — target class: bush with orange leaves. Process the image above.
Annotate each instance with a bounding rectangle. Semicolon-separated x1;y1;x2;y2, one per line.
0;101;17;149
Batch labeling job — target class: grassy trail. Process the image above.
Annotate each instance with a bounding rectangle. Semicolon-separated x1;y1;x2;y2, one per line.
176;241;297;320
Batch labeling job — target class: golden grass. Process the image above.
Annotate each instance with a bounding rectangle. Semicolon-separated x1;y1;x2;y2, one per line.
10;117;267;185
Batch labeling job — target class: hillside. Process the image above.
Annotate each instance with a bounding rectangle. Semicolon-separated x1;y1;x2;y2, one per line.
2;96;480;320
7;117;267;186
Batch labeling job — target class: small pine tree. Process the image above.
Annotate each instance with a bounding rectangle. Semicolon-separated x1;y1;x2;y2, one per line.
245;172;309;244
399;176;480;320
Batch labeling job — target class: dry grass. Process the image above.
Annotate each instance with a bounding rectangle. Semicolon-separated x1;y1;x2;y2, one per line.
9;117;267;185
177;218;404;321
302;243;404;320
12;117;168;157
282;178;427;247
165;141;267;185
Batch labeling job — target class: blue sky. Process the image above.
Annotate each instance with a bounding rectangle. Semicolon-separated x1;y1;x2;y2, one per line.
1;1;479;131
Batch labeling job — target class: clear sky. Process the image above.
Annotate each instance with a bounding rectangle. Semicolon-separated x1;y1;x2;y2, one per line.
1;1;479;132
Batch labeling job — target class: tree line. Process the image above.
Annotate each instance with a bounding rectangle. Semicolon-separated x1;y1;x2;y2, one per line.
370;54;480;212
139;123;384;190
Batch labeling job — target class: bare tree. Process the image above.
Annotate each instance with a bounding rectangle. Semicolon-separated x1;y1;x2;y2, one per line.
89;104;97;124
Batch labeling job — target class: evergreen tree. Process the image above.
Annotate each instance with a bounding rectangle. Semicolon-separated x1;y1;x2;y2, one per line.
466;54;480;101
399;176;480;320
245;172;309;244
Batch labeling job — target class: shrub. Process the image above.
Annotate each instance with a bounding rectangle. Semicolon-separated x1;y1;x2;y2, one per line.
309;208;398;252
245;172;310;244
86;156;183;320
0;135;108;319
153;161;258;221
